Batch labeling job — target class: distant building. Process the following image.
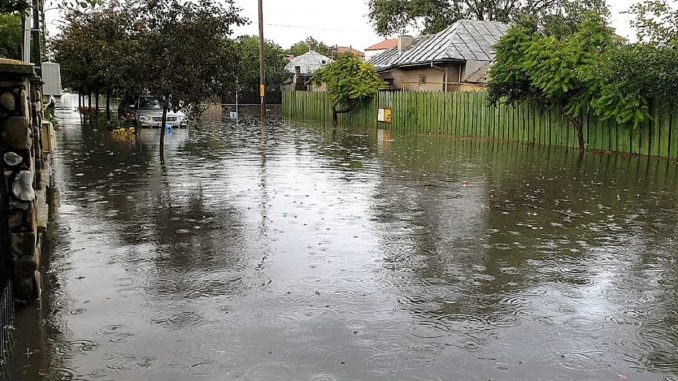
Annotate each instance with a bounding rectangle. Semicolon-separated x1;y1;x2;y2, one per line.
336;46;365;60
368;20;509;92
284;50;333;91
364;38;398;61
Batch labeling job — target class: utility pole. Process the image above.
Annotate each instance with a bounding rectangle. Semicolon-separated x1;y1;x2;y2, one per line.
22;6;32;63
32;0;42;76
258;0;266;117
22;0;43;76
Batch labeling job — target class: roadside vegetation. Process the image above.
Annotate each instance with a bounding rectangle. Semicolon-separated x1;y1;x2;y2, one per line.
367;0;609;36
0;13;22;60
235;35;289;94
287;36;336;58
312;53;383;128
488;1;678;153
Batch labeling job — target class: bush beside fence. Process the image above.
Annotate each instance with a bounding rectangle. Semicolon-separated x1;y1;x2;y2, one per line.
283;90;678;159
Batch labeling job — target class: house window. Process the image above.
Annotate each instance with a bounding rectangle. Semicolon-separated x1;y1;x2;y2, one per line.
419;74;427;85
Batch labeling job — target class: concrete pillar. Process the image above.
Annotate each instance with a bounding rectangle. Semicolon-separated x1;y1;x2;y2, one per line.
0;58;44;302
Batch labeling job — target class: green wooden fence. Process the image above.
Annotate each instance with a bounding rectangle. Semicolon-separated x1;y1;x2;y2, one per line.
283;90;678;159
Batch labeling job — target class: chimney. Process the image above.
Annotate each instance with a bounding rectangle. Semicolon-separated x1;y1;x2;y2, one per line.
398;35;414;55
294;66;304;91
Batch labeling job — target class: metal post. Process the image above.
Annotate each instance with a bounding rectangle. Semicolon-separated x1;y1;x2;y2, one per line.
23;7;32;63
258;0;266;117
32;0;42;76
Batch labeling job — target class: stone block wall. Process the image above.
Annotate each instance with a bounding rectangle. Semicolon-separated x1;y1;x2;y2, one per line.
0;59;48;303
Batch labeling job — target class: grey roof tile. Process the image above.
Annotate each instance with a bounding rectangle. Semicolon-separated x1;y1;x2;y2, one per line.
368;19;509;70
285;51;333;76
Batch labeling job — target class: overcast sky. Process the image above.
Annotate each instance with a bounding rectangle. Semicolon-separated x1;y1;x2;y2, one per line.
46;0;639;50
232;0;638;50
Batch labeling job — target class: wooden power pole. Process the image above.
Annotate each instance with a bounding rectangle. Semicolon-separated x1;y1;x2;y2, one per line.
258;0;266;117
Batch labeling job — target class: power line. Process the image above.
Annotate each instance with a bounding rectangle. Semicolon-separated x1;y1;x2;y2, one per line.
264;23;370;34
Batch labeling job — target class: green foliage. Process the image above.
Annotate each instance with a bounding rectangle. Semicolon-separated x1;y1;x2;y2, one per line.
1;0;101;13
0;13;22;59
486;23;537;105
288;37;335;58
590;43;678;125
51;0;246;105
598;44;678;100
490;11;678;136
490;14;627;126
627;0;678;46
51;0;248;162
236;35;289;91
522;15;614;117
367;0;609;36
313;53;383;109
51;0;147;97
139;0;246;113
0;0;30;13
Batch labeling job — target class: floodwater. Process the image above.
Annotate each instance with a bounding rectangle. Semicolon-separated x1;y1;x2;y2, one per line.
5;109;678;380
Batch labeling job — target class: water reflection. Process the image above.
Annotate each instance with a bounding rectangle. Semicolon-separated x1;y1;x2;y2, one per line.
5;112;678;380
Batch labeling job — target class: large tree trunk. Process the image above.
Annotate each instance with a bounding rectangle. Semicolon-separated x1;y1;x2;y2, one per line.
159;106;168;165
565;113;585;153
331;103;353;128
88;92;92;109
78;91;82;109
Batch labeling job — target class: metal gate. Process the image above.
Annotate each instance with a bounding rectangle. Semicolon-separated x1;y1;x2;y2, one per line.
0;147;14;364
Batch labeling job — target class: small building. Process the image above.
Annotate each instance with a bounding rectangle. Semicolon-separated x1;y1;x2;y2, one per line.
368;20;509;92
364;38;398;61
285;50;333;91
40;62;62;97
336;46;365;60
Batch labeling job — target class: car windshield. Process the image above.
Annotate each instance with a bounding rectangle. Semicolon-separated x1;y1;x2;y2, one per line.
138;97;162;110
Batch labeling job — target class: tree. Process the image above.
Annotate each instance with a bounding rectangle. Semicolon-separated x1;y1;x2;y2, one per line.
488;13;616;153
0;0;30;13
52;0;247;162
236;35;289;91
313;53;383;128
489;11;678;155
2;0;101;13
52;0;146;119
0;13;22;59
367;0;609;36
51;8;106;107
138;0;246;163
589;43;678;125
288;36;335;58
627;0;678;46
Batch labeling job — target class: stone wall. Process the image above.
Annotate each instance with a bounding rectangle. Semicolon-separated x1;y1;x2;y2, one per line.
0;58;52;303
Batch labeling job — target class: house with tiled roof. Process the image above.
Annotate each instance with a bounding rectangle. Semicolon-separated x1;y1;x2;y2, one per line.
364;38;398;61
285;50;333;91
368;20;509;92
336;46;365;60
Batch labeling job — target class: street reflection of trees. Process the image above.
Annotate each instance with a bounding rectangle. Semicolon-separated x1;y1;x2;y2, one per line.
59;118;251;292
369;133;678;363
294;124;380;181
146;173;249;300
368;137;520;322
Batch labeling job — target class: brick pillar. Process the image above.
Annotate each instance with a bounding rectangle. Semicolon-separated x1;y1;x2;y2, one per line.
0;58;43;302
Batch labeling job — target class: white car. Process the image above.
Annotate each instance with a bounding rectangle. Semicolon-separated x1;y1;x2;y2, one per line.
127;96;188;128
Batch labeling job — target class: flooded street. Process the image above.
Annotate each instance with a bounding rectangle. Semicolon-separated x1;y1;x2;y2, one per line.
6;110;678;380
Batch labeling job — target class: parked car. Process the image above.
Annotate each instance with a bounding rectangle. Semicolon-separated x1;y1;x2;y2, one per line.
119;96;188;128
